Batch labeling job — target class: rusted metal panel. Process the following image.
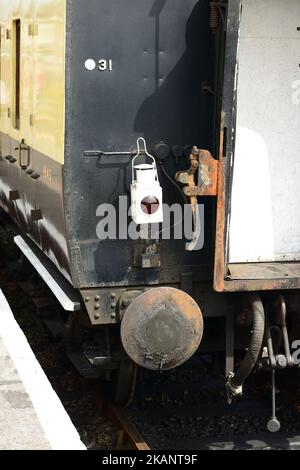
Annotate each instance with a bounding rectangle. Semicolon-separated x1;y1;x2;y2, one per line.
228;263;300;281
222;278;300;293
213;124;226;293
176;147;218;197
213;1;241;293
185;151;218;197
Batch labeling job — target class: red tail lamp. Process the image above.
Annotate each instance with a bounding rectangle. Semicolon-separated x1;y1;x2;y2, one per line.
141;196;160;215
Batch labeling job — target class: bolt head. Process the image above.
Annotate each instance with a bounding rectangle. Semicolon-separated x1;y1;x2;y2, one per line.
111;313;116;319
277;355;287;368
267;418;281;433
94;313;100;320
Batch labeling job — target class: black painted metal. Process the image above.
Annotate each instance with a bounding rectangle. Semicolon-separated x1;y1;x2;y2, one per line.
64;0;215;289
0;132;72;281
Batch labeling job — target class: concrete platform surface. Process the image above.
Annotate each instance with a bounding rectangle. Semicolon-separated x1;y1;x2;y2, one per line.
0;289;86;450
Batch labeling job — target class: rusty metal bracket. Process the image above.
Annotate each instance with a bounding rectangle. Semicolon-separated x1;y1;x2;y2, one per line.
175;147;218;251
175;147;218;197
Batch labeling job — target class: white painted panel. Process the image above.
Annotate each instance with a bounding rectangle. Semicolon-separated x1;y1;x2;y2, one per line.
229;0;300;263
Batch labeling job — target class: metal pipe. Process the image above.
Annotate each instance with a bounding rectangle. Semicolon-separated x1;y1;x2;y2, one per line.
226;293;265;400
265;310;277;369
271;369;276;419
276;295;293;367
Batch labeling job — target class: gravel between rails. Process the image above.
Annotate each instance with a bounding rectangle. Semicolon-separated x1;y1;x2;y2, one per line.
126;350;300;449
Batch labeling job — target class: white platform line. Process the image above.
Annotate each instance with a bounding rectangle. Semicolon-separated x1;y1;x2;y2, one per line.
0;290;86;450
14;235;81;312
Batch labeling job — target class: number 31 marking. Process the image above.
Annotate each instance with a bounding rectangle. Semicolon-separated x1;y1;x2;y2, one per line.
98;59;113;71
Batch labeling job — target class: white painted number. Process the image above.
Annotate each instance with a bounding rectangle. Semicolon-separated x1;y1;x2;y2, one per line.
98;59;113;72
85;59;113;72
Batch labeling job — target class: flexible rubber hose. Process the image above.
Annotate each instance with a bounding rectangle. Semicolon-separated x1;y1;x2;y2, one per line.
231;293;265;388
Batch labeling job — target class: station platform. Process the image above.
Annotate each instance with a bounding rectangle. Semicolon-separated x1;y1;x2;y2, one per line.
0;289;86;450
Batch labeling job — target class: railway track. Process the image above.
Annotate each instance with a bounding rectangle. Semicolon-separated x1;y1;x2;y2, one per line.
106;405;150;450
1;220;300;451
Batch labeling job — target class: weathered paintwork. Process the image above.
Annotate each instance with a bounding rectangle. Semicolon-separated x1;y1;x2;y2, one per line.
64;0;215;290
120;287;204;370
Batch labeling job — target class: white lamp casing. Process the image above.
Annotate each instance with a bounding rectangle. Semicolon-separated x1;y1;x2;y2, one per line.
130;138;164;225
131;164;163;225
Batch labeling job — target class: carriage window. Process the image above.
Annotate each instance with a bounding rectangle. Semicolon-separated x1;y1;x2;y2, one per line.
13;19;21;130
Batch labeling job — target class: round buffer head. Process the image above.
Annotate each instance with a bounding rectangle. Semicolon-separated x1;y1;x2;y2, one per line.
121;287;203;371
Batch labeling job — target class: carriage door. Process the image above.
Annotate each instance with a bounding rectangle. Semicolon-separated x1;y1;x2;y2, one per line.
214;0;300;291
229;0;300;266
